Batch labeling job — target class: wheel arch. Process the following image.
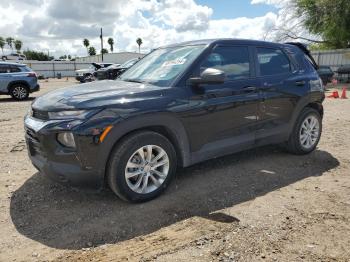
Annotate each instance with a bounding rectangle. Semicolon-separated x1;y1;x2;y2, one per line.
288;95;324;137
7;80;30;93
98;113;191;183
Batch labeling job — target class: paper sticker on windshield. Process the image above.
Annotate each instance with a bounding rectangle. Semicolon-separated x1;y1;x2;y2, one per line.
162;58;186;67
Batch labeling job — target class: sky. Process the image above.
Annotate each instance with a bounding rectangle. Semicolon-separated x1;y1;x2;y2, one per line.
0;0;286;58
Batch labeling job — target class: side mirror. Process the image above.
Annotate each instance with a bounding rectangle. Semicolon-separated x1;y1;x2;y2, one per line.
188;68;225;85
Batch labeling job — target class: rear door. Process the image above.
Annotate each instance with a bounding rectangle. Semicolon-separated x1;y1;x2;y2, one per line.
254;46;306;145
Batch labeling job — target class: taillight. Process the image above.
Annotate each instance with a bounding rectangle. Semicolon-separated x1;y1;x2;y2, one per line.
27;72;37;78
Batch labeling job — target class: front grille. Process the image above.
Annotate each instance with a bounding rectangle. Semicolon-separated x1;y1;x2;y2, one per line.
25;127;44;156
32;109;49;120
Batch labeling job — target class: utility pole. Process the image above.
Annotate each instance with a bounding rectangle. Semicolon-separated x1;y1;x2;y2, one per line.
100;28;103;62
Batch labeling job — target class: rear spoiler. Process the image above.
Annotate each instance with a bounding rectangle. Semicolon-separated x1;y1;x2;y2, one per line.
285;42;318;69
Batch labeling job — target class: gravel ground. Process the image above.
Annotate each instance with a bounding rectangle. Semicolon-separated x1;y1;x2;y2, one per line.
0;79;349;262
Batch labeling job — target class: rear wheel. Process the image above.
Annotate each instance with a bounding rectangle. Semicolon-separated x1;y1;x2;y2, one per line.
10;84;29;100
286;107;322;154
107;131;177;202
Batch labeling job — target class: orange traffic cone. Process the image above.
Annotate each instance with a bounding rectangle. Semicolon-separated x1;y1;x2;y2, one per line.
327;91;339;98
340;87;348;99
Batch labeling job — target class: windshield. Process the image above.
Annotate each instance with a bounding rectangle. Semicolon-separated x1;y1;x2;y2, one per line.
120;45;205;86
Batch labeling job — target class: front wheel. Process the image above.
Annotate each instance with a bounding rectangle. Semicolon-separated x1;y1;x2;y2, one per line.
286;107;322;154
10;85;29;100
107;131;177;202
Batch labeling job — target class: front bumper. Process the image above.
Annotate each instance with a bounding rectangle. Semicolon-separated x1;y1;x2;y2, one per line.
24;116;105;189
75;75;85;82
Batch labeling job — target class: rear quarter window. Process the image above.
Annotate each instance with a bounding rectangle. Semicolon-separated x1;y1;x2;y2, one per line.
10;65;21;72
20;66;32;72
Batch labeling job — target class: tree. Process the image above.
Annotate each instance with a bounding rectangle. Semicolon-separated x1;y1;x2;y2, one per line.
136;38;143;53
101;48;108;55
88;46;96;56
107;37;114;52
68;55;72;60
23;50;53;61
0;37;5;54
59;55;67;59
260;0;350;49
295;0;350;48
6;37;14;51
14;40;22;53
83;38;90;54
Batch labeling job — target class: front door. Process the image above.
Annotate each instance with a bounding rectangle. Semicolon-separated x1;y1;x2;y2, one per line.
182;45;260;162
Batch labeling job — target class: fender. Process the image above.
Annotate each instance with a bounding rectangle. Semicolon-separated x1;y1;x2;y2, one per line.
96;113;191;176
287;92;324;137
7;80;29;92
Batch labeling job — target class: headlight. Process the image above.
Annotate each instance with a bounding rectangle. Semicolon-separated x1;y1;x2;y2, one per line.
57;132;76;148
48;110;90;120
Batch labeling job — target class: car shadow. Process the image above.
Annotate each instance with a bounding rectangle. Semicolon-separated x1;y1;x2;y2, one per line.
10;146;339;250
0;97;36;103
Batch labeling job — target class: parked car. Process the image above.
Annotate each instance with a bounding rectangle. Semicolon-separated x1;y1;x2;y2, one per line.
24;39;324;202
75;63;113;83
95;58;139;80
336;65;350;83
317;66;334;85
2;53;27;61
0;62;39;100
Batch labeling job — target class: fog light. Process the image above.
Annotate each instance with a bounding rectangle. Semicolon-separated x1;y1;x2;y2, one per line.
57;132;76;148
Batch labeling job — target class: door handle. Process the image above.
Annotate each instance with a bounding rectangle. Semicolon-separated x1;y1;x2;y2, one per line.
295;80;306;86
242;86;256;92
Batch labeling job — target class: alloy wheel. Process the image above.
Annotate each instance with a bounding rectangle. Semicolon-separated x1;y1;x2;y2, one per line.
124;145;170;194
299;115;320;149
12;86;28;99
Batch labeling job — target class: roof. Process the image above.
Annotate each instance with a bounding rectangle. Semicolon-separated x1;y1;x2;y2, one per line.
0;61;26;66
160;38;285;48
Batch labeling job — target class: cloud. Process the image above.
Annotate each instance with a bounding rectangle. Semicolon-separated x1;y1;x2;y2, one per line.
250;0;285;7
0;0;283;57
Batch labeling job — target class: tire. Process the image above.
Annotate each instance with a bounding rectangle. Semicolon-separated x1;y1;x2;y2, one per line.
9;84;29;100
286;107;322;155
107;131;177;202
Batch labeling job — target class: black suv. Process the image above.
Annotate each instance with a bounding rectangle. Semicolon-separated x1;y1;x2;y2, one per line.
24;39;324;202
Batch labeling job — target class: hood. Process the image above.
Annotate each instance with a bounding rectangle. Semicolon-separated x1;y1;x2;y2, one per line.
32;80;170;111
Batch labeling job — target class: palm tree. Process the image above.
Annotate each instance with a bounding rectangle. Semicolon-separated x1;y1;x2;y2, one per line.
136;38;143;53
6;37;14;51
107;37;114;52
83;39;90;54
0;37;5;54
101;48;108;55
14;40;22;53
88;46;96;56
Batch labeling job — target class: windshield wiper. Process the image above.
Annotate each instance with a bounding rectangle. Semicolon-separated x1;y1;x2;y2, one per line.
122;78;145;83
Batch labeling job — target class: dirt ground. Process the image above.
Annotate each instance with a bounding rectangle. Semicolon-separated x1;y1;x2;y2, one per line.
0;79;349;262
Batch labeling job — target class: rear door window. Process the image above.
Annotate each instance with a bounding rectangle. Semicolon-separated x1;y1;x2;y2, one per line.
0;64;11;73
201;46;251;80
257;48;291;76
10;65;21;72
